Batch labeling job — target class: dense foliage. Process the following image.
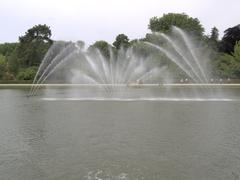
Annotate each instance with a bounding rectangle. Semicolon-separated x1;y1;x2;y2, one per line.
214;42;240;78
17;67;38;80
0;14;240;82
149;13;204;38
0;24;52;81
0;55;7;79
0;43;18;56
219;25;240;54
89;40;111;59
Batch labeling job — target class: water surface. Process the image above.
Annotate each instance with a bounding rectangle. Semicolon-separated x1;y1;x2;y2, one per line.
0;88;240;179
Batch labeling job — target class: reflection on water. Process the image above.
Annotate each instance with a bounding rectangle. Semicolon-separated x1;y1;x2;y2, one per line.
0;89;240;179
39;85;240;101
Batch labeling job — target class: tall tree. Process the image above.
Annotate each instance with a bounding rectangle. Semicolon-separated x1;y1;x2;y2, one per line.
210;27;219;42
206;26;220;50
148;13;204;38
113;34;130;49
17;24;53;67
219;24;240;54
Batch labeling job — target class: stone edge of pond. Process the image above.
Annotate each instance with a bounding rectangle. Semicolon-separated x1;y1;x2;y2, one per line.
1;83;240;88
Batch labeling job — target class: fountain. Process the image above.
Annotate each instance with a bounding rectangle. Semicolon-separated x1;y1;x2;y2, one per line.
30;27;233;100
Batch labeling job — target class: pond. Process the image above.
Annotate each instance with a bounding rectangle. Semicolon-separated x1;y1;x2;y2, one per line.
0;87;240;179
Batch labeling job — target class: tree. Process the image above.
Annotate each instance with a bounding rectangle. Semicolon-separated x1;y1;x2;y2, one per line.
219;24;240;54
148;13;204;37
113;34;130;49
76;40;85;49
0;55;7;79
214;41;240;78
205;27;220;51
7;50;19;75
210;27;219;42
90;40;111;58
129;39;139;45
0;43;18;56
17;24;53;67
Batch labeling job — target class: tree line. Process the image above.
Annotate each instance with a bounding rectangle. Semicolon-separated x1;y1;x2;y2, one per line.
0;13;240;81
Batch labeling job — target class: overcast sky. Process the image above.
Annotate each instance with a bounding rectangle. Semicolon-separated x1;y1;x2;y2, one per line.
0;0;239;45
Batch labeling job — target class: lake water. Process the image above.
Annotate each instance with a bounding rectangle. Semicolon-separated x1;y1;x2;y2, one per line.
0;87;240;179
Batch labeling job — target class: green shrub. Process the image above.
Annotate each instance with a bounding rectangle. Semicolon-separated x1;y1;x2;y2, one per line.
17;67;37;80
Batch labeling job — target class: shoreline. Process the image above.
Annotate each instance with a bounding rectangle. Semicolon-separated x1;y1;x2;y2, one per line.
1;83;240;87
